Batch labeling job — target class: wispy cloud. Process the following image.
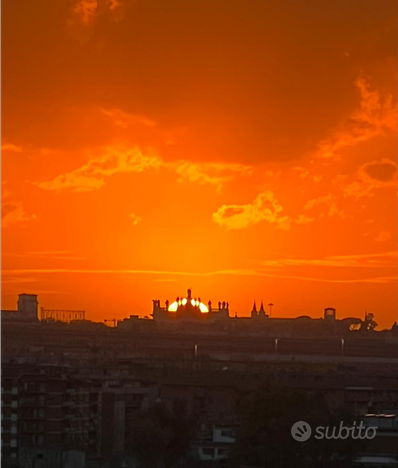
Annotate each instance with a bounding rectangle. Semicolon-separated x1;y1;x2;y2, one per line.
37;146;162;192
317;77;397;160
257;251;397;269
1;276;39;285
36;145;252;193
375;231;392;243
153;278;177;282
68;0;124;41
2;264;396;284
71;0;98;26
1;289;64;296
1;185;36;228
107;0;122;11
255;273;397;284
304;194;347;219
101;108;157;128
1;268;258;277
129;213;142;225
175;161;253;191
295;214;316;225
342;158;397;199
291;166;310;179
29;251;75;255
3;251;86;260
1;143;22;153
213;192;291;230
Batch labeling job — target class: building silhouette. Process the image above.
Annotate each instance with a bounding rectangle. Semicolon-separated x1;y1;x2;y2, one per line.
1;294;39;322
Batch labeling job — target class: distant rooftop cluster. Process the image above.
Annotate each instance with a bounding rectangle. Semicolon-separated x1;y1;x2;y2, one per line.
1;290;388;336
1;294;85;324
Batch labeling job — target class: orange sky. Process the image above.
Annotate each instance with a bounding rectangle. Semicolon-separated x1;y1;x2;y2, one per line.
2;0;397;328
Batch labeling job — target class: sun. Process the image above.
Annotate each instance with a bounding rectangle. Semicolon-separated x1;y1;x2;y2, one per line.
168;289;209;313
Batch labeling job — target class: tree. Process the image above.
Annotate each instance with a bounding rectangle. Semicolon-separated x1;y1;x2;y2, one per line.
230;385;364;468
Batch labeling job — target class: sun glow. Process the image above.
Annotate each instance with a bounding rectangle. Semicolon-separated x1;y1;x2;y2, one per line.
167;296;209;313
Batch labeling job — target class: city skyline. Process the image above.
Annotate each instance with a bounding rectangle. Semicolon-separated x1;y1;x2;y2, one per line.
2;0;398;328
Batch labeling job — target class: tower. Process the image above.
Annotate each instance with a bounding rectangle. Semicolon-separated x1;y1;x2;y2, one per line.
324;307;336;321
251;301;257;318
258;301;267;317
17;294;39;321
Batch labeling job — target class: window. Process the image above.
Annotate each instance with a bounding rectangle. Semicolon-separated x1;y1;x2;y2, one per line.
221;430;234;438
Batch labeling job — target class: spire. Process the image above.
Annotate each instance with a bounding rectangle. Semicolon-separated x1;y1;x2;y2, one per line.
259;301;265;315
187;289;192;299
251;301;257;316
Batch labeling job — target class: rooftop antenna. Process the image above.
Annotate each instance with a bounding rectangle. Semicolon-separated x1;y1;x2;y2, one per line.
268;303;274;317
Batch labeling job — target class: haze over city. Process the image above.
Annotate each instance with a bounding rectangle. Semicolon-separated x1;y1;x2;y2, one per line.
2;0;397;327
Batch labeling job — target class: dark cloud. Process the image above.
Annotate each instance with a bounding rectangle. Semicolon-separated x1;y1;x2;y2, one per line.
363;160;397;181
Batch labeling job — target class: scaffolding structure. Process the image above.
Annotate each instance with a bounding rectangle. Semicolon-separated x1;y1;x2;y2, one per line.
40;308;85;323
